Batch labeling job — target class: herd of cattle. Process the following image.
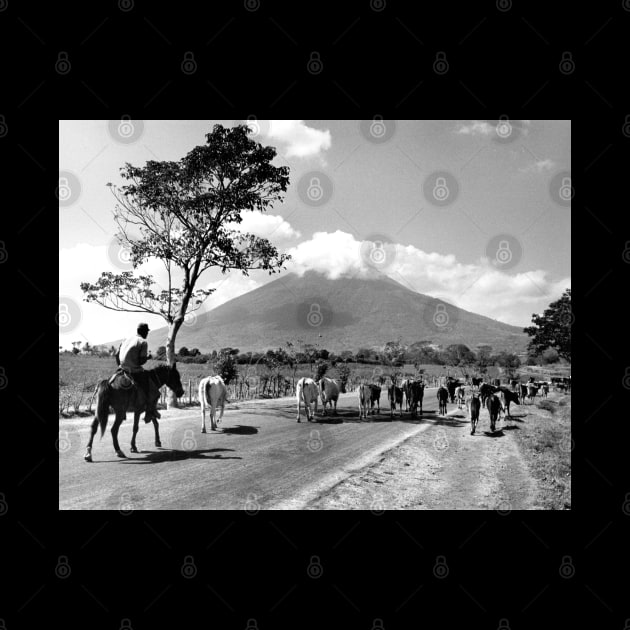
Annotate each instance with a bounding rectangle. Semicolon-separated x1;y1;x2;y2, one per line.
197;373;570;436
292;374;570;436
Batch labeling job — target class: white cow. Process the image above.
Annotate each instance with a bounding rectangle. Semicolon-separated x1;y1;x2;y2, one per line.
199;375;228;432
296;377;318;422
358;383;370;419
319;377;340;415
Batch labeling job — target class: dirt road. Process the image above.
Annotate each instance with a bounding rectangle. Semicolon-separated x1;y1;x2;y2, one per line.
58;388;542;510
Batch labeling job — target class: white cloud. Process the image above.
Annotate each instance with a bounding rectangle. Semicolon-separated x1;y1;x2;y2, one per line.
263;120;331;159
228;211;301;241
286;230;365;279
456;119;531;137
285;231;570;327
456;120;495;135
519;158;555;173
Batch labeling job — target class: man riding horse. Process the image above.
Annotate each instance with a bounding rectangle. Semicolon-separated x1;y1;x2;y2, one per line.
115;322;160;424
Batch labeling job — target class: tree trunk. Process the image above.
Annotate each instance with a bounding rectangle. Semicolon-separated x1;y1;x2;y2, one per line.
165;319;183;409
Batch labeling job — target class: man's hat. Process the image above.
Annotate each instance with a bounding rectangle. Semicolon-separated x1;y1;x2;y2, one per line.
137;322;150;332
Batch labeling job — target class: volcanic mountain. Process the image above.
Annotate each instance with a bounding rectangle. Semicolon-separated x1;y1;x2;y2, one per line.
139;271;528;354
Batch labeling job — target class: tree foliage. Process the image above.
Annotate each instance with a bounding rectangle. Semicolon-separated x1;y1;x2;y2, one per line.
523;289;571;362
81;124;291;367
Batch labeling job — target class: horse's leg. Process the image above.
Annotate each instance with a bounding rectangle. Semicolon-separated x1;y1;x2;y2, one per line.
130;411;140;453
84;417;99;462
152;417;161;447
210;403;216;431
112;410;126;458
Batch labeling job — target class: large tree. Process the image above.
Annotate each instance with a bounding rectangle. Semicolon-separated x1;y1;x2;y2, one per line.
81;124;290;406
523;289;571;362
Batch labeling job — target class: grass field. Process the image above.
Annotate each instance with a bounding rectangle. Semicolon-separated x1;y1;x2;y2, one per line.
58;354;571;417
509;393;572;509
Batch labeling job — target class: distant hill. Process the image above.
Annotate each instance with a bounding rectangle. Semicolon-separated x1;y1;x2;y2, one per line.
112;271;527;354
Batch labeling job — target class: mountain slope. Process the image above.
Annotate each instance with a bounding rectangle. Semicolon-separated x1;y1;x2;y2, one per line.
135;271;527;354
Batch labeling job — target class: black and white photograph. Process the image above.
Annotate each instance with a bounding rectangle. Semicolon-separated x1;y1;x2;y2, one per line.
58;119;571;510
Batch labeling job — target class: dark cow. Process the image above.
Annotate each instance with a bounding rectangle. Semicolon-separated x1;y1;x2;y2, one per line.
400;379;411;411
437;386;449;416
468;393;481;435
369;384;381;414
493;378;501;387
540;382;549;398
498;387;519;417
509;379;518;391
487;394;502;432
479;383;497;407
519;383;528;400
471;377;483;388
388;385;403;418
526;383;539;404
408;380;425;417
446;379;460;404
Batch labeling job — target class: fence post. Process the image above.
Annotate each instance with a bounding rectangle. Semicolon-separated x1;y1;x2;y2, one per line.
188;379;192;405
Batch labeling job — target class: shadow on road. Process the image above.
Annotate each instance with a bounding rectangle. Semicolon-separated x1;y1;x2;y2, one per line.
220;425;259;435
501;425;521;431
482;430;505;438
121;448;242;463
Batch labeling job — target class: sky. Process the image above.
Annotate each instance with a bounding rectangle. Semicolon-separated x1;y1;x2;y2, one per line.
59;119;571;349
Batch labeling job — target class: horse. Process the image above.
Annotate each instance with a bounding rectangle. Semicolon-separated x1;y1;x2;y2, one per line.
437;386;449;416
84;364;185;462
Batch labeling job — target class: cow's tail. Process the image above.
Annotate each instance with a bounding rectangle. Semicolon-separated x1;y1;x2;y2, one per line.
94;380;111;437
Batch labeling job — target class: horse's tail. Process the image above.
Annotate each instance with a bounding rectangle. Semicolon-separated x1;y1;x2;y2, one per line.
94;380;111;437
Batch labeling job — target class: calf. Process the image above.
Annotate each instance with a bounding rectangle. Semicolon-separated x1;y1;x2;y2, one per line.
388;384;403;418
468;393;481;435
199;375;228;432
437;386;449;416
455;385;466;409
296;377;318;422
540;382;549;398
319;377;340;415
